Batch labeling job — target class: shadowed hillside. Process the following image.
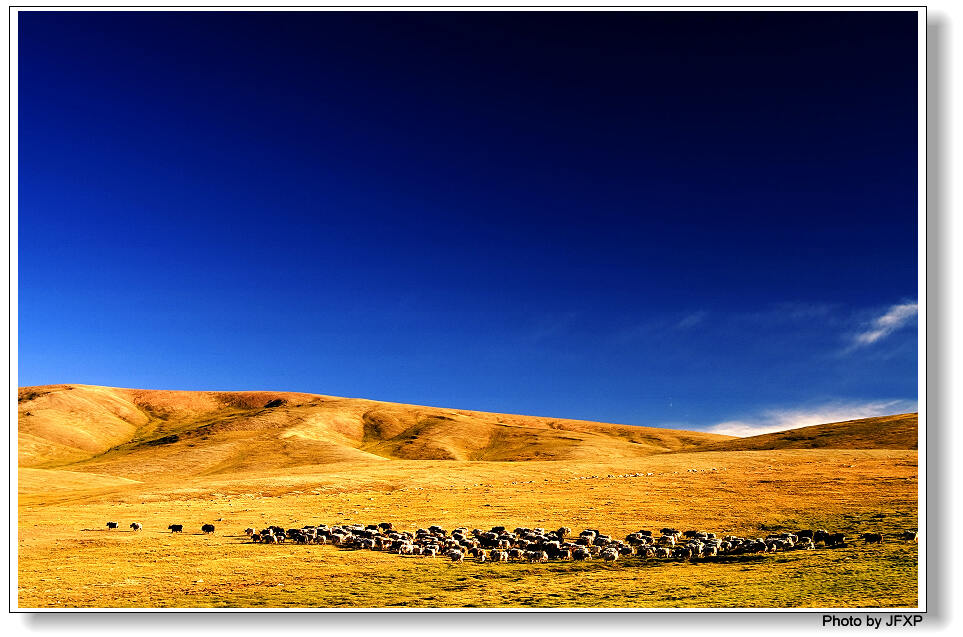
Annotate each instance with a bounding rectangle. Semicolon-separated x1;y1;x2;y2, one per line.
690;413;918;452
18;384;733;479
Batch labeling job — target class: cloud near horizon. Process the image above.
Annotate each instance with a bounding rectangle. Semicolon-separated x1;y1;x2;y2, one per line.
852;302;918;348
705;399;918;437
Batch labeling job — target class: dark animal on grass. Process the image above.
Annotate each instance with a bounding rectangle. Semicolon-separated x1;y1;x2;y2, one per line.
826;532;845;547
168;524;183;533
862;533;883;544
129;522;142;531
900;531;918;542
106;522;118;529
202;524;216;534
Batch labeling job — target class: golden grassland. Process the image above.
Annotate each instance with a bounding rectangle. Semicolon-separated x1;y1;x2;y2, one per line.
17;385;919;609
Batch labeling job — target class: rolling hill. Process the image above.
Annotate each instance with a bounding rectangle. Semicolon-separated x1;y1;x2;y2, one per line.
18;384;732;479
18;385;919;482
691;413;918;452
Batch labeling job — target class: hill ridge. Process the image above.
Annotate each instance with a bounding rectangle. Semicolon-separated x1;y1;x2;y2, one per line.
17;384;730;477
18;384;918;480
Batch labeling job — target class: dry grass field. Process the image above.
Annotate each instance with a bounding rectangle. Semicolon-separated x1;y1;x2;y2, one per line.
17;385;919;609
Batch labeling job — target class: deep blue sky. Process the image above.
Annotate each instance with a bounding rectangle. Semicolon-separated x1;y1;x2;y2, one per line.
18;11;919;433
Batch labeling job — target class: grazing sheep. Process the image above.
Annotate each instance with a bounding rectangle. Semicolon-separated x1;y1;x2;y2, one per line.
106;522;119;530
240;518;901;568
658;535;676;546
129;522;142;531
572;547;591;561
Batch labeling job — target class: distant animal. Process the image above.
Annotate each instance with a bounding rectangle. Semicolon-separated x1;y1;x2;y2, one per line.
826;532;845;547
244;528;255;536
129;522;142;531
202;524;215;534
862;533;883;544
168;524;183;533
572;547;591;561
900;531;918;542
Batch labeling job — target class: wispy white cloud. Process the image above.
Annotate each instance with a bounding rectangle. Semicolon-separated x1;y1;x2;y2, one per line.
705;399;918;437
676;311;707;329
852;302;918;348
743;302;838;324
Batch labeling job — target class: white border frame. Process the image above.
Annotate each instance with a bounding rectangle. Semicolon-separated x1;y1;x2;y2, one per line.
6;4;928;617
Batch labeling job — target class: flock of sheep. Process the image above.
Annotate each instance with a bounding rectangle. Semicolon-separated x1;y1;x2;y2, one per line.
240;522;919;564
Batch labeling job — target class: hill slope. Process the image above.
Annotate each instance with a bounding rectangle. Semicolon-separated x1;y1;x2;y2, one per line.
18;384;733;479
691;413;918;452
